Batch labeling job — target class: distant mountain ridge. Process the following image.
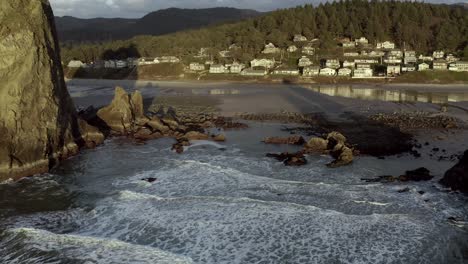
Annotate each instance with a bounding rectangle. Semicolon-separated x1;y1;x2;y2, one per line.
55;7;262;43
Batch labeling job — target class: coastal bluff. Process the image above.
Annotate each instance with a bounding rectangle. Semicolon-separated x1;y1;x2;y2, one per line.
0;0;103;181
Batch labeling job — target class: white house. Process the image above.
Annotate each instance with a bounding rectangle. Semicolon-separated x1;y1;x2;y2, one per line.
298;56;313;67
446;54;460;63
344;52;359;57
319;67;336;76
355;37;369;45
342;41;356;48
189;62;205;71
387;65;401;76
302;66;320;77
115;60;128;68
356;63;372;69
353;68;373;78
433;60;448;70
387;50;403;58
287;45;298;53
67;60;85;68
325;59;340;69
401;65;416;72
104;60;117;68
230;62;246;73
376;41;395;50
209;64;227;74
448;61;468;72
343;60;355;68
302;45;315;55
157;56;180;63
293;34;308;42
433;51;445;59
368;50;385;57
384;56;402;64
418;62;430;71
219;50;231;58
272;67;300;76
419;55;434;62
355;59;378;64
338;68;352;76
251;58;275;69
137;58;157;65
240;68;267;76
262;43;280;54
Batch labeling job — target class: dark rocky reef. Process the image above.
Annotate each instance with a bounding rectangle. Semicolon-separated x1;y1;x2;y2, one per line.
440;150;468;193
0;0;103;181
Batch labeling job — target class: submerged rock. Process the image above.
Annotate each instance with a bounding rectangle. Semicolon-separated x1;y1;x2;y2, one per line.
440;150;468;193
362;167;433;183
263;136;305;145
0;0;101;180
266;152;307;166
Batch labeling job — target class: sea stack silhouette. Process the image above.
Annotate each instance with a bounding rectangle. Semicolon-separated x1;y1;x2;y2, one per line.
0;0;103;181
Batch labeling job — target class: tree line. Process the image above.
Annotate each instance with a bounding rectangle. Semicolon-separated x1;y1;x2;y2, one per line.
60;0;468;64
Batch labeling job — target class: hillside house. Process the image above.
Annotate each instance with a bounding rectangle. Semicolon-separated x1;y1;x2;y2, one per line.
115;60;128;68
157;56;180;63
302;46;315;55
298;56;313;67
338;68;352;76
401;65;416;72
353;68;373;78
325;59;340;69
195;48;209;58
219;50;231;58
302;66;320;77
446;54;460;63
419;55;434;61
230;62;246;73
388;50;403;58
343;60;355;68
384;56;402;64
355;37;369;45
293;34;308;42
262;43;280;54
209;64;227;74
433;60;448;70
67;60;85;68
433;51;445;59
342;41;356;48
229;44;240;50
376;41;395;50
137;58;157;65
387;65;401;76
240;68;267;76
368;50;385;57
287;45;298;53
356;63;372;69
418;62;430;71
448;61;468;72
272;67;300;76
319;67;336;76
189;62;205;71
344;52;359;57
355;59;378;64
205;60;215;65
404;51;416;57
251;58;275;69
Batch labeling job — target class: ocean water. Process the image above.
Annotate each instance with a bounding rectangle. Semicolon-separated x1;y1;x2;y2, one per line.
1;122;468;264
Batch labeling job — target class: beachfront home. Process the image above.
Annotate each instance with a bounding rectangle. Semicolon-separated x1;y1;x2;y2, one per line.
401;65;416;72
387;65;401;76
230;62;246;74
344;52;359;57
433;51;445;59
353;68;373;78
137;58;156;65
433;60;448;70
418;62;430;71
325;59;340;69
448;61;468;72
419;55;434;62
302;66;320;77
240;68;267;76
320;67;336;76
157;56;180;63
67;60;85;68
343;60;355;68
356;63;372;69
338;68;352;76
115;60;128;68
302;46;315;55
287;45;298;53
272;67;300;76
189;62;205;71
355;37;369;45
355;59;378;64
293;34;308;42
250;58;275;69
376;41;395;50
262;43;280;54
298;56;313;67
209;64;227;74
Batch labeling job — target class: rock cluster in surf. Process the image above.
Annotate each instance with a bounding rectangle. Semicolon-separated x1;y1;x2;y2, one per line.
440;150;468;193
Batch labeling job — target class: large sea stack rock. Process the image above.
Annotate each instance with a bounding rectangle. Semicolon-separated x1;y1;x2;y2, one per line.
440;150;468;193
0;0;102;180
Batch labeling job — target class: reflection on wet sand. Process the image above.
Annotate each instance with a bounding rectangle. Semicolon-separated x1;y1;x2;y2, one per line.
307;86;468;104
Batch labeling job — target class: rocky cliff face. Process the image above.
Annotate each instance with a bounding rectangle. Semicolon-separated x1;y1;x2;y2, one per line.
0;0;102;180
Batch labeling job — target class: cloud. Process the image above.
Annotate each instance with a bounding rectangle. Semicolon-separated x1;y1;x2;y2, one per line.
49;0;460;18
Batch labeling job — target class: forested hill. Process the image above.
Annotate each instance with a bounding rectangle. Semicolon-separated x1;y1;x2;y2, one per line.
55;8;261;43
61;1;468;63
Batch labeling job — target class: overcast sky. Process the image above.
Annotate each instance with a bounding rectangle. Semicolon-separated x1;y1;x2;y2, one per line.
49;0;461;18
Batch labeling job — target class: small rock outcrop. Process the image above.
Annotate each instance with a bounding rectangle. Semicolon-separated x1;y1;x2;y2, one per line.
440;151;468;193
303;132;354;168
362;167;434;183
266;152;307;166
0;0;102;180
263;136;305;145
304;137;328;153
